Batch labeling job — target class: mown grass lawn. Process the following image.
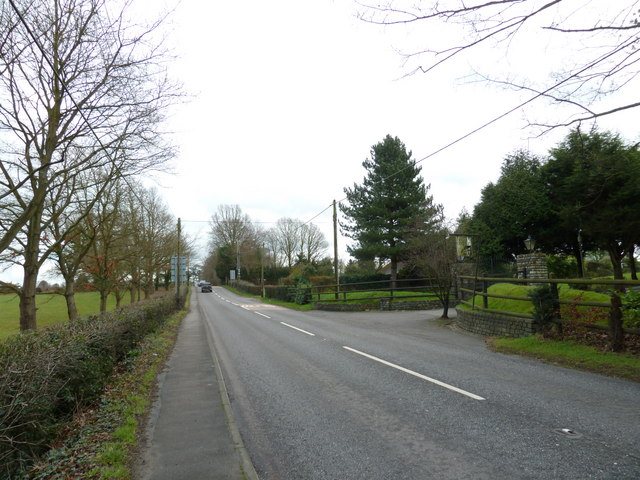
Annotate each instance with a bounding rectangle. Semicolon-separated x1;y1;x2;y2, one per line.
0;292;118;340
315;290;438;304
489;335;640;382
463;282;611;316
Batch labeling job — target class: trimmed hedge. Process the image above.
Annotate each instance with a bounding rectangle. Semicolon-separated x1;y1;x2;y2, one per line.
0;295;180;478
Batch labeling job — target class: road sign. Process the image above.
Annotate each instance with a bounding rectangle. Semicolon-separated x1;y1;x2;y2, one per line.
171;256;187;283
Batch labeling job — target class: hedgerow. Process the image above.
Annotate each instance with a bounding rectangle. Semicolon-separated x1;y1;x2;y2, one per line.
0;295;180;478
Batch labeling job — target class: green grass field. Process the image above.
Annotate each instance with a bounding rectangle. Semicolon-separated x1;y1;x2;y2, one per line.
462;282;611;316
0;292;118;340
315;290;438;304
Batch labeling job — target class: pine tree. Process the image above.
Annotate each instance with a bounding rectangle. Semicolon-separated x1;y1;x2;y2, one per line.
340;135;442;288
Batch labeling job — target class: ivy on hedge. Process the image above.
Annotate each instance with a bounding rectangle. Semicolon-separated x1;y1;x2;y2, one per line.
0;295;179;478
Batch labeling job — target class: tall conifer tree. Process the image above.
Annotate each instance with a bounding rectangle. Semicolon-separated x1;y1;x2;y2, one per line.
340;135;441;287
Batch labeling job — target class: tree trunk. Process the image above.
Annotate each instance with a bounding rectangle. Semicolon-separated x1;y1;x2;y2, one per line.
607;243;625;280
100;291;108;313
64;279;79;322
573;245;585;278
19;268;38;331
628;244;637;280
441;292;450;319
390;258;398;291
19;216;43;331
114;288;123;307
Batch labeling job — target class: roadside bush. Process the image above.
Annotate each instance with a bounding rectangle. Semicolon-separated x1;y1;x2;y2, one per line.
0;295;178;478
292;279;313;305
264;285;291;302
622;290;640;328
529;285;560;332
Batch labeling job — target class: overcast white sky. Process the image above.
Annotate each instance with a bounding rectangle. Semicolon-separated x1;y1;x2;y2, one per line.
144;0;638;267
2;0;638;283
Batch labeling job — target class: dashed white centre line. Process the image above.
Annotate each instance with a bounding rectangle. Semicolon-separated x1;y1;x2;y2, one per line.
343;346;485;401
255;312;271;319
280;322;315;336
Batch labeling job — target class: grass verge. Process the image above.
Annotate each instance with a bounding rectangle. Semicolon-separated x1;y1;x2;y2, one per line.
487;335;640;382
23;300;188;479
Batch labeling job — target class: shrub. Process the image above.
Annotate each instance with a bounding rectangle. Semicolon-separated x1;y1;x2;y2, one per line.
546;255;578;279
529;285;559;332
292;279;313;305
0;295;178;478
621;290;640;328
560;299;609;326
264;285;292;302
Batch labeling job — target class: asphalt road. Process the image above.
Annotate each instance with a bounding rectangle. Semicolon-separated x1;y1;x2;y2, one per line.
198;287;640;480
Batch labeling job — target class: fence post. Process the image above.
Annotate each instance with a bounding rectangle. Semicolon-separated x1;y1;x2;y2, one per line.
482;276;488;309
609;293;625;352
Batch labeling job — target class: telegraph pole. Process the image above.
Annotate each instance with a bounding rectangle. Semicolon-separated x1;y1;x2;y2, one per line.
176;217;181;308
333;200;339;300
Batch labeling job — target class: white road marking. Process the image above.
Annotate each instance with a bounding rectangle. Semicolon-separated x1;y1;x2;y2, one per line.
255;312;271;319
342;346;485;401
241;304;284;310
280;322;315;336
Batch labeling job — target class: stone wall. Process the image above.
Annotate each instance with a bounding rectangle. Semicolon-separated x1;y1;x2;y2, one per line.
516;253;548;281
380;298;455;311
455;307;535;337
314;299;454;312
313;302;378;312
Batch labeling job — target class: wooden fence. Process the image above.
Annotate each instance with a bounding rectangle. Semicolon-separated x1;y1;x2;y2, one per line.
307;277;442;304
458;275;640;337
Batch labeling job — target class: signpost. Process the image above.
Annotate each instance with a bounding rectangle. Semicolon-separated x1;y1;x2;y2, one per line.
171;256;187;284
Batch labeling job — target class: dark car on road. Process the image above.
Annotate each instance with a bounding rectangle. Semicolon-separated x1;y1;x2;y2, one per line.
201;283;212;293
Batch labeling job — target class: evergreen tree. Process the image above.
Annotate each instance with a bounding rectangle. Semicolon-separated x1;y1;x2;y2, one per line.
544;128;640;280
340;135;441;288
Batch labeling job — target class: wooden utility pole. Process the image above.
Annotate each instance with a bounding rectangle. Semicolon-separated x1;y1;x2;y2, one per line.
333;200;339;300
260;244;265;297
176;217;181;308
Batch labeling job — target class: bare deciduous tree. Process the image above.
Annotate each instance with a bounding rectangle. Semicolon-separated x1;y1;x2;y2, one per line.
358;0;640;130
49;169;116;321
134;186;178;299
407;218;457;318
210;205;255;251
299;223;329;264
0;0;179;329
209;205;258;279
272;218;303;268
82;182;128;313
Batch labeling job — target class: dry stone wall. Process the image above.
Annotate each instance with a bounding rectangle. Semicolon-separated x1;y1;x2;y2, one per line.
455;307;536;337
